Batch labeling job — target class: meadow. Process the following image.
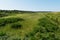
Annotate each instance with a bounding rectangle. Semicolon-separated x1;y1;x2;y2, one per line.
0;10;60;40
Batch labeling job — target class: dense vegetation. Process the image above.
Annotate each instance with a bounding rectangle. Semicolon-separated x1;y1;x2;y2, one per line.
0;10;60;40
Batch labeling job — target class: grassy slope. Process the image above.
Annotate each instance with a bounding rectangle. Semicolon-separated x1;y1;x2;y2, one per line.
0;11;60;40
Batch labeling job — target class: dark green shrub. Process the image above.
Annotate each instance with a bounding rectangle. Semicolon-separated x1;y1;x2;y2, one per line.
23;35;29;40
0;13;8;17
45;23;58;32
49;33;55;38
0;18;6;27
38;17;59;32
38;18;46;27
11;23;22;29
39;27;46;33
0;18;24;27
38;16;60;40
13;38;21;40
53;38;60;40
42;37;48;40
0;32;9;40
0;32;6;36
4;18;24;24
0;23;6;26
32;27;40;33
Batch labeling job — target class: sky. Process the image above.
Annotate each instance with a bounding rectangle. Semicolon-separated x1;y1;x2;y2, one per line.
0;0;60;11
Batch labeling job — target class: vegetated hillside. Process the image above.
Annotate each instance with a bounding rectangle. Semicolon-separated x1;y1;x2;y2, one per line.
0;10;60;40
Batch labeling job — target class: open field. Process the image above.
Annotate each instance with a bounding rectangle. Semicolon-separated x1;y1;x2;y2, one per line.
0;10;60;40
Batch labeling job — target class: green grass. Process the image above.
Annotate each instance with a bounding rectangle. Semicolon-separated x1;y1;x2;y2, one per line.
0;11;60;40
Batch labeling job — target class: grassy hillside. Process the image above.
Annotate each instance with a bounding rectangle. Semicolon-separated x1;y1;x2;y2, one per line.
0;10;60;40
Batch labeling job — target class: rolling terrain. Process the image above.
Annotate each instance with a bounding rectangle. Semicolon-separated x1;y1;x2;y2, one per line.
0;10;60;40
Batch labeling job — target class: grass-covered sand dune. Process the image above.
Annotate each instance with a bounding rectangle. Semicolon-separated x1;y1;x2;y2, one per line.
0;10;60;40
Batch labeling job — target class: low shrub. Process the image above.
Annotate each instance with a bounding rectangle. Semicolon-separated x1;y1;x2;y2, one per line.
0;13;8;17
0;18;24;27
4;18;24;24
0;32;6;36
13;38;21;40
37;16;60;40
11;23;22;29
0;32;9;40
0;18;6;27
38;17;59;32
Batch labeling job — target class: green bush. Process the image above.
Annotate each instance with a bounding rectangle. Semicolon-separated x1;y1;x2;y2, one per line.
11;23;22;29
0;32;9;40
0;13;8;17
4;18;24;24
0;22;6;27
0;18;6;27
13;38;21;40
0;18;24;27
36;16;60;40
38;17;59;32
39;27;46;33
42;37;48;40
0;32;6;36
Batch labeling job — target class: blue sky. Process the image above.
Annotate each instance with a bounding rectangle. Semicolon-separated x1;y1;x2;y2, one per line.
0;0;60;11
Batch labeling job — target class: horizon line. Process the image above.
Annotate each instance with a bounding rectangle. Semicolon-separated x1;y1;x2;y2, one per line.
0;9;60;12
